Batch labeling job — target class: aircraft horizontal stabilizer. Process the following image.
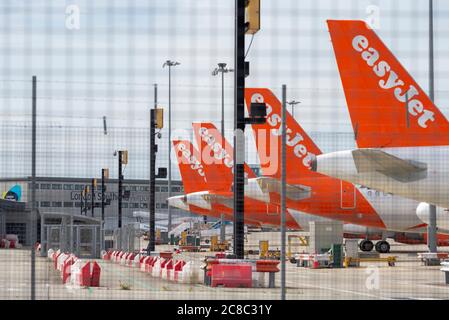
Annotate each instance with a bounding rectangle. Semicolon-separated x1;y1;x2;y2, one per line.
352;149;427;183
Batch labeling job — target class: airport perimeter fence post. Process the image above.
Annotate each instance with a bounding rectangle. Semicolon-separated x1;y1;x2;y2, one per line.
427;0;437;253
281;85;287;300
30;75;37;300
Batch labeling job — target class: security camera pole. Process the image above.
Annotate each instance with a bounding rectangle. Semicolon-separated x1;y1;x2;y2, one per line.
233;0;246;259
101;169;108;222
148;84;158;254
91;178;96;217
148;84;164;254
117;150;127;229
101;168;108;251
233;0;261;259
84;185;89;215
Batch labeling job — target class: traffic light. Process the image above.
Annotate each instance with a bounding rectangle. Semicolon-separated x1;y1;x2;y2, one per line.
103;168;109;179
155;108;164;129
121;150;128;164
245;0;260;35
156;167;167;179
245;102;267;124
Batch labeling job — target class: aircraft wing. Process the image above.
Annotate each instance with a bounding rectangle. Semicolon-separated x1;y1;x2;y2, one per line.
352;149;427;183
253;176;311;201
202;192;234;208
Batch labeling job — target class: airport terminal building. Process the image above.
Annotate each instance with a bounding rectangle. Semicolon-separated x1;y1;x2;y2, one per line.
0;176;188;246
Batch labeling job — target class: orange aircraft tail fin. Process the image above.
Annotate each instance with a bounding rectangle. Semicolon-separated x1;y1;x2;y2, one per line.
245;88;322;180
192;122;256;192
172;140;207;194
327;19;449;148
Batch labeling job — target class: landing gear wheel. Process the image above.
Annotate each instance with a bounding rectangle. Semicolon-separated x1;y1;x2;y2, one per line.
359;239;374;252
375;240;390;253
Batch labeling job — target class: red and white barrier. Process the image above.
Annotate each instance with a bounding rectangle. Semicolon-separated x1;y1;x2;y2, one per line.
102;250;198;284
131;254;141;268
0;235;21;249
69;260;101;288
46;248;100;288
176;261;202;284
161;259;174;280
173;260;186;282
141;256;150;272
151;257;162;277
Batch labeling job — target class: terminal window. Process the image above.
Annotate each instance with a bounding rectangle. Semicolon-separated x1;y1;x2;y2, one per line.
40;184;51;190
51;184;62;190
63;184;74;190
40;201;50;207
63;202;73;208
52;202;62;207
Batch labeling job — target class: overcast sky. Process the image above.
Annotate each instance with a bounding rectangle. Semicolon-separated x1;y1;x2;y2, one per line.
0;0;448;179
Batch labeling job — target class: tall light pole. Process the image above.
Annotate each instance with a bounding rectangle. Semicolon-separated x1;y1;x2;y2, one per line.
163;60;180;232
212;63;234;137
212;62;234;243
286;100;300;119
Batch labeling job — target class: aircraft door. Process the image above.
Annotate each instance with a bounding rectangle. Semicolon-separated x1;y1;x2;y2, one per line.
341;181;356;209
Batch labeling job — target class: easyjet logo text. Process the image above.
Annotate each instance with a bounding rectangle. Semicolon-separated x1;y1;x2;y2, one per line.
251;93;315;169
198;127;234;168
175;142;206;180
352;34;435;128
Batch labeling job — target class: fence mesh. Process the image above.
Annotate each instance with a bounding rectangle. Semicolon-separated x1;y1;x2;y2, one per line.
0;0;449;300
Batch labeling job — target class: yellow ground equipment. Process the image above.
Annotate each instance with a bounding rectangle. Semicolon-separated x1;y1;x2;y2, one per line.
287;235;309;260
180;231;187;246
259;240;280;259
210;235;229;252
343;256;397;268
259;240;269;258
